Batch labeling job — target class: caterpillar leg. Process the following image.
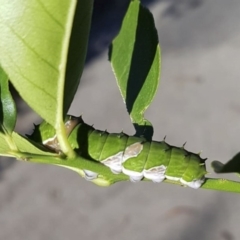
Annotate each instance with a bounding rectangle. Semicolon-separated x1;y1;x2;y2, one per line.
143;165;167;183
180;178;205;189
83;170;98;181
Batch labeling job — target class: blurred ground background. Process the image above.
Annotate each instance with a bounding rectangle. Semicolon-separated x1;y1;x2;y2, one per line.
1;0;240;239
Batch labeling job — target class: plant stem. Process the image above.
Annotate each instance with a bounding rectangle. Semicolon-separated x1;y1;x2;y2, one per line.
201;178;240;193
8;151;240;193
56;120;76;158
4;134;18;152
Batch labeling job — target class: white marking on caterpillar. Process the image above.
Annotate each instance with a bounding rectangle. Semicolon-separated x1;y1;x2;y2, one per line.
165;176;180;181
143;165;167;183
130;175;144;183
180;178;205;189
83;170;98;181
101;142;143;179
43;116;81;152
43;136;59;151
64;116;81;136
101;151;123;174
122;142;143;162
121;168;144;182
122;142;144;182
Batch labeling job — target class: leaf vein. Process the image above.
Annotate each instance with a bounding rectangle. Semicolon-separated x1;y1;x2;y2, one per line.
5;53;56;101
37;0;64;30
0;14;59;72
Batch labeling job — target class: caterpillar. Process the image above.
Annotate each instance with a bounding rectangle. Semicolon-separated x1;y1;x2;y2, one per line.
31;116;207;189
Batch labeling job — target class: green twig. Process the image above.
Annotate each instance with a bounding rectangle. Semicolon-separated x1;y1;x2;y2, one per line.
201;178;240;193
56;121;76;158
4;134;18;152
8;151;240;193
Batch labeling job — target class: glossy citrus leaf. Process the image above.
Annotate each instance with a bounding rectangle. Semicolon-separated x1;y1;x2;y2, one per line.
0;132;52;157
109;0;161;140
0;66;17;133
12;132;57;156
0;132;11;155
0;0;93;127
64;0;93;115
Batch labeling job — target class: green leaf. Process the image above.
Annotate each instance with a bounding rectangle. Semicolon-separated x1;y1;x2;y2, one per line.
0;131;55;157
0;66;17;133
109;0;161;140
0;132;11;156
64;0;93;115
0;0;93;127
12;132;57;156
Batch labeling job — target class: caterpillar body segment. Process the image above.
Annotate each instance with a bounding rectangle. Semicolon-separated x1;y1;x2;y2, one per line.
143;141;169;183
66;117;207;189
32;116;207;189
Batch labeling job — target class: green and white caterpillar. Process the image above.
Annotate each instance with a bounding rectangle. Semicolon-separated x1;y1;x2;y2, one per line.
31;116;207;189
